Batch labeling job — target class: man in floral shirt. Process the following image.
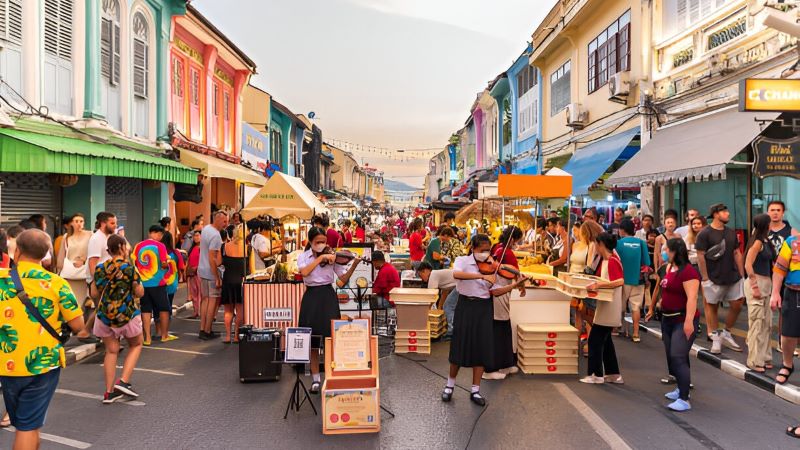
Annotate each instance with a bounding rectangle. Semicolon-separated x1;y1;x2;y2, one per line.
0;230;84;449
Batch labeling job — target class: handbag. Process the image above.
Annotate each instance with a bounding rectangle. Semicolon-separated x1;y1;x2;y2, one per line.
60;237;89;281
10;268;71;345
584;253;601;276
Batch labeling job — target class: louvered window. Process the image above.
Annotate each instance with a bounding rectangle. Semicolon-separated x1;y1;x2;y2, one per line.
44;0;72;60
132;12;148;98
101;0;120;86
0;0;23;44
666;0;732;38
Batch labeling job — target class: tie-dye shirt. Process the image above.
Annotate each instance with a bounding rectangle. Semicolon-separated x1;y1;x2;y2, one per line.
165;250;185;295
132;239;169;288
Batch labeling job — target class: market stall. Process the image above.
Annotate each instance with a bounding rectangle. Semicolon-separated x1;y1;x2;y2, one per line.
241;172;328;332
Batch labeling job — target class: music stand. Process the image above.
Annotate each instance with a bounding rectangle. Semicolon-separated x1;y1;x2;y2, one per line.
281;334;322;419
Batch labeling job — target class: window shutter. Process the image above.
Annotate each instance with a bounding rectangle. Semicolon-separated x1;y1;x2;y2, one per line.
607;31;618;76
597;40;609;88
100;17;111;80
191;70;199;105
58;0;72;60
44;0;59;56
1;0;23;44
618;24;630;72
112;23;121;85
677;0;687;28
133;38;147;98
688;0;700;24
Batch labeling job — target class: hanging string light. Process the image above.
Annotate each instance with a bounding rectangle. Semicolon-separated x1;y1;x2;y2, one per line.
324;137;444;161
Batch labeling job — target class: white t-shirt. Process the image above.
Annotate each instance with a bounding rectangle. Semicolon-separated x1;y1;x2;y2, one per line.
675;225;689;239
427;269;456;290
198;224;223;280
86;230;111;282
251;233;271;271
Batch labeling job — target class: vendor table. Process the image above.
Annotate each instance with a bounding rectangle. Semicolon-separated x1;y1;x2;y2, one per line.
243;281;305;329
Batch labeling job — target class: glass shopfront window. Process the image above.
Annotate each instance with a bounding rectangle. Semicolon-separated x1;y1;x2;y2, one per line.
752;176;800;229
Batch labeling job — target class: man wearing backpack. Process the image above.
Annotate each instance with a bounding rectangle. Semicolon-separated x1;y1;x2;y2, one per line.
0;230;85;449
695;204;744;355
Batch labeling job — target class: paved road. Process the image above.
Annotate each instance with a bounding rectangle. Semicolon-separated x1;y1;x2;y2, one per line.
2;310;798;449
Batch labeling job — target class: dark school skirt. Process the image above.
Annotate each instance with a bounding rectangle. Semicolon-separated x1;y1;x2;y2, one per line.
298;284;340;339
449;295;494;368
486;319;516;372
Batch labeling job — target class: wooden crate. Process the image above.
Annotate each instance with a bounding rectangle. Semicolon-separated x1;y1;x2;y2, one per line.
517;337;579;351
395;336;430;347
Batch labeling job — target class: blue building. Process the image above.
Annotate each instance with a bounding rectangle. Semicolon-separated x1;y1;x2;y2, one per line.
490;45;542;175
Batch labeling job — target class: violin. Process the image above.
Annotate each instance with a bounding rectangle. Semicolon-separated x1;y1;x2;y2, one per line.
476;257;523;281
317;247;370;266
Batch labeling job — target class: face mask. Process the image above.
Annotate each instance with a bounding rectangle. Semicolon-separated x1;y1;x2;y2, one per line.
474;252;490;262
312;243;327;253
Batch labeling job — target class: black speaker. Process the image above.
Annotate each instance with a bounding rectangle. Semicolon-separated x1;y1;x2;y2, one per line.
238;327;282;382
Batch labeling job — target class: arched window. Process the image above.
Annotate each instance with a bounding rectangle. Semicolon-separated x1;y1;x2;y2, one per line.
132;10;149;138
43;0;73;115
101;0;121;129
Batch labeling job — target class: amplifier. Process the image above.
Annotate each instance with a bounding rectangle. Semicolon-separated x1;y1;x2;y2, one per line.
238;326;282;383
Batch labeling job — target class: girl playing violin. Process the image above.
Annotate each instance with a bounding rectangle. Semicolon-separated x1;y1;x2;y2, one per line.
444;234;527;407
297;227;361;393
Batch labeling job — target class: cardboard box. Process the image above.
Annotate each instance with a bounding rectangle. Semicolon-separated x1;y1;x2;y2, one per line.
394;343;431;354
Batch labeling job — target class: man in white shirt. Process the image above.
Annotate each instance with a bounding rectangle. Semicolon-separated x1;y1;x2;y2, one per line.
249;219;282;271
417;262;457;339
79;212;117;342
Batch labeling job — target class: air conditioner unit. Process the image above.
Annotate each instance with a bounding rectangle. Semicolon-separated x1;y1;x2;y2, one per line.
565;103;588;129
608;72;630;103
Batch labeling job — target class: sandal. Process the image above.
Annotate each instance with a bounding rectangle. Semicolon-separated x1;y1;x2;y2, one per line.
776;365;794;385
747;365;766;374
632;336;641;343
1;413;10;428
787;426;800;439
765;363;774;370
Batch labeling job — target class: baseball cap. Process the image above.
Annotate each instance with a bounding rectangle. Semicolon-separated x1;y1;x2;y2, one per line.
708;203;728;217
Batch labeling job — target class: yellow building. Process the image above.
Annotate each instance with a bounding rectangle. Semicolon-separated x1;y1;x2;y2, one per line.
531;0;646;204
327;143;362;196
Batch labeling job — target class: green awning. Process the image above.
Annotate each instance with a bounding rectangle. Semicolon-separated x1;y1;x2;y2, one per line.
0;128;197;184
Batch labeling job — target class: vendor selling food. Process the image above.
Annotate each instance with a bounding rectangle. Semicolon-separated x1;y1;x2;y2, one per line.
297;227;361;394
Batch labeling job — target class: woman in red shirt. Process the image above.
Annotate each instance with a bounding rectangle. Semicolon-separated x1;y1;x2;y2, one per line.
354;218;366;243
409;219;425;267
581;233;625;385
646;238;700;412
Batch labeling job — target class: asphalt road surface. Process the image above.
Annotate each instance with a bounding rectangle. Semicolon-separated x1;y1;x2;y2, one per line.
2;311;798;449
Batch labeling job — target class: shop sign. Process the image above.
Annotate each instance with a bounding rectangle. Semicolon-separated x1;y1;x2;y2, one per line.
752;136;800;179
242;123;269;173
707;16;746;51
740;78;800;112
263;308;293;322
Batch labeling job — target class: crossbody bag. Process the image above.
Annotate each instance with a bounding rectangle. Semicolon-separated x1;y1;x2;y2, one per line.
10;268;70;345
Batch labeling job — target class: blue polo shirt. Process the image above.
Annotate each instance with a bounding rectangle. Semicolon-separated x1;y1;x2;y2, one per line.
617;236;650;285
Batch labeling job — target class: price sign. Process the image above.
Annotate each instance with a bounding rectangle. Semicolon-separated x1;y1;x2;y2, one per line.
263;308;293;322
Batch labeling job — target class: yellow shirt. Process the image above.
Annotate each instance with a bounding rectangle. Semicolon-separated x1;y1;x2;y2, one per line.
0;261;83;376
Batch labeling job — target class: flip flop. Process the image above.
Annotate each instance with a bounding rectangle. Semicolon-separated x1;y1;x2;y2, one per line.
787;426;800;439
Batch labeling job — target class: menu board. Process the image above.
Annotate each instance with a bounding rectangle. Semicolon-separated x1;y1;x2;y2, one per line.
331;319;370;371
323;388;379;430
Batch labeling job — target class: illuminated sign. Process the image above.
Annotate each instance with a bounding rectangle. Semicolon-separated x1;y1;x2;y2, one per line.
740;78;800;112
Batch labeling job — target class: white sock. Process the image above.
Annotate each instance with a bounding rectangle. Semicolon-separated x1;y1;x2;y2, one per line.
446;377;456;388
312;373;321;383
471;385;480;394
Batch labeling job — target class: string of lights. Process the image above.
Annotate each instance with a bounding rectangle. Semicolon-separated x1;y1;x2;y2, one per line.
323;137;444;161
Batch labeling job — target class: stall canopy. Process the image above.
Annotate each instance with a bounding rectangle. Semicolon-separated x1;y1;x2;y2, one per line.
609;108;780;186
242;171;328;220
180;150;266;187
561;127;640;196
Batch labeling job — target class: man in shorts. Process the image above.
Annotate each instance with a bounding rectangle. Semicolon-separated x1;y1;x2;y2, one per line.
617;219;650;341
199;211;228;340
771;232;800;394
695;203;744;354
0;230;84;449
132;225;172;345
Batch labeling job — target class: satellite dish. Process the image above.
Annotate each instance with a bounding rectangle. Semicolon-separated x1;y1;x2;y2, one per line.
308;112;316;119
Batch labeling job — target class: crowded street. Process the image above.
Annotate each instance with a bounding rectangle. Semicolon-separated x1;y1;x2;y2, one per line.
3;0;800;449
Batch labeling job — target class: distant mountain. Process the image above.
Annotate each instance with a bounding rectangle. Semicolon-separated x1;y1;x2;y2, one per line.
384;179;421;192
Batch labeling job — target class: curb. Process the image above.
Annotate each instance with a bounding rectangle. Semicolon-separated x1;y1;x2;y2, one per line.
64;302;193;366
625;317;800;405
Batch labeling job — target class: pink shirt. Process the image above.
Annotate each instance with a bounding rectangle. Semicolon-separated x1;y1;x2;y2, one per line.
188;246;200;268
326;228;342;248
297;250;348;287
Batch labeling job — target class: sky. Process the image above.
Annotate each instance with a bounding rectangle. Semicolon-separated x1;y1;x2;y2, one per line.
193;0;557;188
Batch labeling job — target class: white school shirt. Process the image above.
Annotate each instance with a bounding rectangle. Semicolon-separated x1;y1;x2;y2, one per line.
297;250;348;287
453;255;491;299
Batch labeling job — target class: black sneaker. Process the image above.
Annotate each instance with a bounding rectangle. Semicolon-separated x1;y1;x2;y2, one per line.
114;380;138;398
103;391;124;404
199;331;211;340
310;381;321;394
208;330;221;338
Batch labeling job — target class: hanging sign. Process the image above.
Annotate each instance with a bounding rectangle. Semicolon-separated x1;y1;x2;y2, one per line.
739;79;800;112
752;136;800;179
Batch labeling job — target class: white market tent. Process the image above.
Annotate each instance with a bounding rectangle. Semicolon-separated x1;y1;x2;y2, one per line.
241;171;328;220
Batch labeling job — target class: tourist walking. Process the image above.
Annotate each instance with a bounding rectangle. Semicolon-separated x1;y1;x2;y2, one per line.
198;212;228;340
617;219;651;342
56;213;93;311
79;212;118;343
297;227;361;393
647;238;700;412
770;223;800;386
695;204;744;354
0;230;84;449
765;201;798;355
91;235;145;403
580;233;625;385
133;225;173;345
186;230;202;319
744;214;774;373
221;227;246;343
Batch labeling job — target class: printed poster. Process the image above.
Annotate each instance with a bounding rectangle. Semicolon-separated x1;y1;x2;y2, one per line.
323;389;379;430
331;319;369;371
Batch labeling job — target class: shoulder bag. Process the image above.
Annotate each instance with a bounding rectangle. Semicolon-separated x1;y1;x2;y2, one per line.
10;268;70;345
60;236;89;281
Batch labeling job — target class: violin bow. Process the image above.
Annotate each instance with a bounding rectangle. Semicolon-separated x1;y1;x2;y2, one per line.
493;225;518;278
